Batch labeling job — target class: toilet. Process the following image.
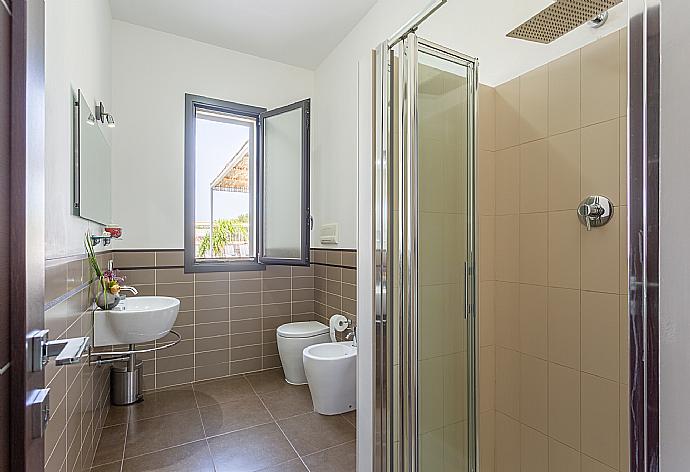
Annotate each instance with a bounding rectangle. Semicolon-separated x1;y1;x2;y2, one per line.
276;321;330;384
303;341;357;415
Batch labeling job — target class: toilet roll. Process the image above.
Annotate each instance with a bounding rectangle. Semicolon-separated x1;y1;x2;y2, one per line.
329;314;349;342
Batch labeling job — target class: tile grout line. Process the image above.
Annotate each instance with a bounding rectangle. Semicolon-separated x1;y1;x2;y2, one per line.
245;374;312;472
191;385;216;472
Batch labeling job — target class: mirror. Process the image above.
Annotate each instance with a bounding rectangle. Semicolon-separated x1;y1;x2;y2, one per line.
73;89;112;225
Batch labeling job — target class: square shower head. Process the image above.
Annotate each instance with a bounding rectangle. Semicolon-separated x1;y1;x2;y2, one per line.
506;0;622;44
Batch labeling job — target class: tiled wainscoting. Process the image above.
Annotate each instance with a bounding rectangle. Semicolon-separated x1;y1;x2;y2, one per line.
111;248;357;391
43;247;358;469
43;251;113;472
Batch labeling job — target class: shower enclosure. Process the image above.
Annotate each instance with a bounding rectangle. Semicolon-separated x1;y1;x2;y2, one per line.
374;28;479;472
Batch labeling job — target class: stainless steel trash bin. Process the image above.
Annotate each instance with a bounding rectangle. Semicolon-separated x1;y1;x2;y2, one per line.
111;360;143;405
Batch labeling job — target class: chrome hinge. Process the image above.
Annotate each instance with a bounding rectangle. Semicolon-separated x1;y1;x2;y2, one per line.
28;388;50;439
30;330;90;372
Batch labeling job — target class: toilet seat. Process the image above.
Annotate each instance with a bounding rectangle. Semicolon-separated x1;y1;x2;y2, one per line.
276;321;331;385
277;321;329;339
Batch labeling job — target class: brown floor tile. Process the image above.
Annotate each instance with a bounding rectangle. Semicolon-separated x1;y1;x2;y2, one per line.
124;409;205;458
259;385;313;420
105;405;129;427
303;440;356;472
199;395;273;437
90;461;123;472
278;412;356;456
193;375;256;407
207;423;298;472
256;459;309;472
92;424;126;467
122;440;214;472
244;368;288;394
341;410;356;427
128;386;198;422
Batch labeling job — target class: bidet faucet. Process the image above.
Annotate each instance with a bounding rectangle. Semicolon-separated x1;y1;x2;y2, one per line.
345;326;357;347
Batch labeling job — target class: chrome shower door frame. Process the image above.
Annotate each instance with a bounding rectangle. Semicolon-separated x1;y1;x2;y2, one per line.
374;32;479;472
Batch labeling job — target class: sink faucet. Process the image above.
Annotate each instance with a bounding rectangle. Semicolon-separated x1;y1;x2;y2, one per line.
118;286;138;300
345;326;357;347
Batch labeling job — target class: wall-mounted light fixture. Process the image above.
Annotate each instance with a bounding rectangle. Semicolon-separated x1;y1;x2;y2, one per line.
95;102;116;128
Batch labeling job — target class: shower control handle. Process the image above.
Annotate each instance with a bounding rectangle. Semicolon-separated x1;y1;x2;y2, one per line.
577;196;614;231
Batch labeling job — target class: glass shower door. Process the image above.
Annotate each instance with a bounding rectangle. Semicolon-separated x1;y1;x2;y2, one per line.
376;33;478;472
415;39;476;472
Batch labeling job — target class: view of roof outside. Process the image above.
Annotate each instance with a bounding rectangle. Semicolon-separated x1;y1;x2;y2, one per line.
194;114;253;259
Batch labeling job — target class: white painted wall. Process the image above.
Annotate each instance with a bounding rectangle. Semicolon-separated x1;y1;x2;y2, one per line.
45;0;112;259
659;0;690;468
111;21;314;249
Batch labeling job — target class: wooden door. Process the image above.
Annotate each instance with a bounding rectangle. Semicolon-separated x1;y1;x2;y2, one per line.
9;0;46;470
0;2;11;469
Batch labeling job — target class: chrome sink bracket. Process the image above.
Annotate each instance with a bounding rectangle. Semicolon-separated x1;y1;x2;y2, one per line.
92;330;182;366
30;329;90;371
577;195;614;231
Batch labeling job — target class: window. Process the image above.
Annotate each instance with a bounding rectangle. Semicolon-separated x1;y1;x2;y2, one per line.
184;94;310;272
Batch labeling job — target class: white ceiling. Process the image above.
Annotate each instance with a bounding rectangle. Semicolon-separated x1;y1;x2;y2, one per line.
420;0;628;86
109;0;378;70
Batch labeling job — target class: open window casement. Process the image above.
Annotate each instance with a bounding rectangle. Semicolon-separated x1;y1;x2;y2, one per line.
184;95;311;272
258;99;311;266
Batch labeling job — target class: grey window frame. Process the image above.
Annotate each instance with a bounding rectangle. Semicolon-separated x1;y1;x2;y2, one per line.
184;93;311;273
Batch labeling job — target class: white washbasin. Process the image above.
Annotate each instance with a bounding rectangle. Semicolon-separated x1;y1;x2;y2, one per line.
93;296;180;346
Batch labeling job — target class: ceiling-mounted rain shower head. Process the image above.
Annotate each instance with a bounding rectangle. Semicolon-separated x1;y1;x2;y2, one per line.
506;0;621;44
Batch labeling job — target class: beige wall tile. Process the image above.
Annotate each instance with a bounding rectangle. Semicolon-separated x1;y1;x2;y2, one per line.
495;146;520;215
479;150;496;216
548;210;581;289
419;212;444;285
495;215;519;283
521;425;548;472
581;119;620;205
549;49;581;135
520;65;548;143
619;118;627;206
581;291;620;381
519;213;547;285
519;284;547;359
520;355;548;433
581;373;619;469
549;439;580;472
496;347;520;419
443;353;467;424
581;455;617;472
480;216;496;282
419;357;444;433
496;78;520;151
495;412;521;472
548;363;580;449
479;84;496;152
581;31;620;126
480;411;496;472
495;282;520;350
548;130;581;211
480;281;495;347
548;287;581;370
619;205;628;295
619;28;628;117
580;211;619;294
420;285;444;360
480;346;495;412
520;140;548;213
